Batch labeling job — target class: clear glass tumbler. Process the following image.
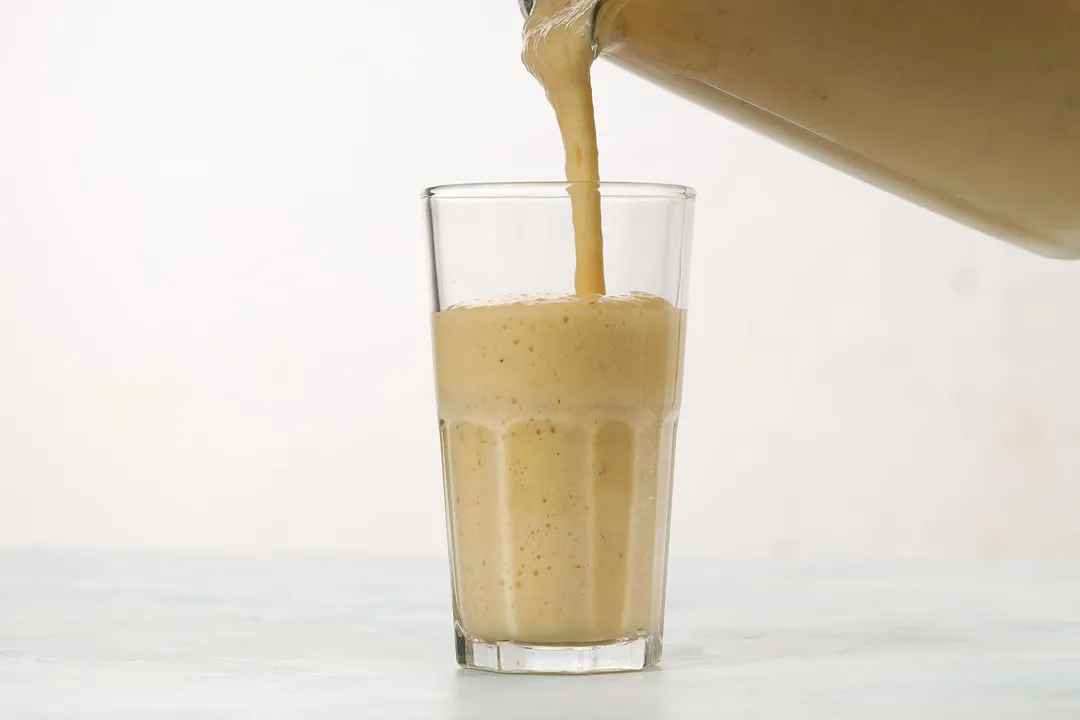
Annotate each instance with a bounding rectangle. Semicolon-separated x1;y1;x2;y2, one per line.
425;182;694;674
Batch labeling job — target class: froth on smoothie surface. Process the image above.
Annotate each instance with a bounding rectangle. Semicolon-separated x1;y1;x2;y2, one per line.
443;291;671;313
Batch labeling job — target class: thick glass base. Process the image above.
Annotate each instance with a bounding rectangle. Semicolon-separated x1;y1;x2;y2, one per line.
455;625;662;674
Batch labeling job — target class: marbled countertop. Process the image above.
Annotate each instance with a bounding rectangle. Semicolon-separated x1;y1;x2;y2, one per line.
1;555;1078;718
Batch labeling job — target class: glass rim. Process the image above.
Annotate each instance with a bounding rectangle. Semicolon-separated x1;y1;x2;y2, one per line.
422;181;696;200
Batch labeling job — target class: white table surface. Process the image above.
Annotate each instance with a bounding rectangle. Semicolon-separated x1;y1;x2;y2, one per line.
1;554;1078;718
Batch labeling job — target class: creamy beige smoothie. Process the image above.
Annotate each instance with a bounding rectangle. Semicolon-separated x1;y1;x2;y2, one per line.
433;294;685;644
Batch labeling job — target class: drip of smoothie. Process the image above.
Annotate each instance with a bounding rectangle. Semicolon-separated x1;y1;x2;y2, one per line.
523;1;606;294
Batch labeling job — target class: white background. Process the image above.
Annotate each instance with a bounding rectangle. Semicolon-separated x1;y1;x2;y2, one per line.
1;0;1078;559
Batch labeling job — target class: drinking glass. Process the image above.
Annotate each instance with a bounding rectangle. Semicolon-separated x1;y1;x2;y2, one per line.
425;182;694;673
